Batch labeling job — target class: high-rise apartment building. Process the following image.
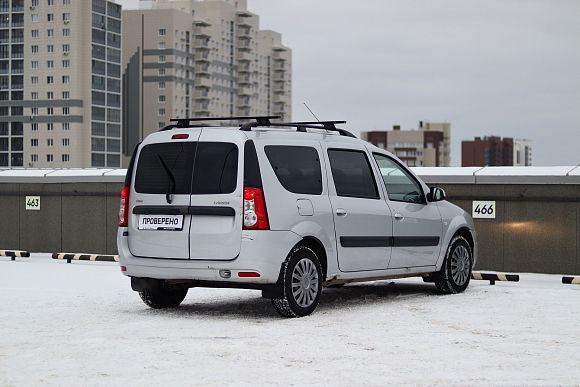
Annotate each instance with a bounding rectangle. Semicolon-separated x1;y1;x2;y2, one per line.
121;0;292;166
0;0;123;168
361;121;451;167
513;139;532;166
462;136;514;167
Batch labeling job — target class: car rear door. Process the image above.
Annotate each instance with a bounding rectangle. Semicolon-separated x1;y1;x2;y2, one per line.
128;131;201;259
188;130;244;260
323;144;394;272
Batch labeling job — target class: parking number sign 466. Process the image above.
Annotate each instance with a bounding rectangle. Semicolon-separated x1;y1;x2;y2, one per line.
472;201;495;219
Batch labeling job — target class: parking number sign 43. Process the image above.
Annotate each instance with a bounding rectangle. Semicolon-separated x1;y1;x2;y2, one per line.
472;201;495;218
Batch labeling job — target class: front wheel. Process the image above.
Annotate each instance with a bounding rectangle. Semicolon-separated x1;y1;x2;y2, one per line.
272;246;323;318
139;279;188;309
435;236;473;294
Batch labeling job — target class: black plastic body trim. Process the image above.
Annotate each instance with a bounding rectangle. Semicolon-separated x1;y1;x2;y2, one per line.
188;206;235;216
340;236;440;248
132;205;235;216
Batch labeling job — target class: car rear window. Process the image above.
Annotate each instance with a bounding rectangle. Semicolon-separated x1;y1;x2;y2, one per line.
135;142;238;195
328;149;379;199
265;145;322;195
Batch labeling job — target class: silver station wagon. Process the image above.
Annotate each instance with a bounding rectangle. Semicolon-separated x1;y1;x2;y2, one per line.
118;117;477;317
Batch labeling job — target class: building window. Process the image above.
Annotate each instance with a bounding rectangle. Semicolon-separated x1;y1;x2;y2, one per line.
31;30;39;38
62;59;70;68
47;107;53;115
31;61;38;69
63;0;70;5
158;122;165;129
48;0;54;5
62;75;69;84
31;154;38;162
47;76;53;84
47;29;54;37
31;107;38;116
31;139;38;147
158;95;165;103
62;28;70;37
47;14;54;22
32;0;40;6
158;68;165;76
47;139;53;147
158;109;165;116
47;60;53;68
62;107;69;115
31;123;38;131
62;13;70;22
62;44;69;53
158;29;166;36
31;76;39;84
62;154;69;162
47;154;53;162
62;138;69;146
31;14;39;22
62;123;69;131
31;92;38;100
158;42;165;50
31;45;38;53
47;123;53;131
158;55;166;63
62;91;69;99
47;91;53;99
158;82;165;89
47;45;54;53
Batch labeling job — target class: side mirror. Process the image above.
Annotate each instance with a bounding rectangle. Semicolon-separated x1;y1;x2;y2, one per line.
427;187;446;202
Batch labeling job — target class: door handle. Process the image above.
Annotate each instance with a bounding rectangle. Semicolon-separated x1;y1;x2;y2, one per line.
394;213;404;221
336;208;347;217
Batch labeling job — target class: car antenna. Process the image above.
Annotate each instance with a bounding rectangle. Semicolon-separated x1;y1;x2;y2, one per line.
304;103;321;122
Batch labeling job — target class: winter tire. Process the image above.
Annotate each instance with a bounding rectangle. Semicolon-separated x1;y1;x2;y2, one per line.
435;235;473;294
139;280;188;309
272;246;323;318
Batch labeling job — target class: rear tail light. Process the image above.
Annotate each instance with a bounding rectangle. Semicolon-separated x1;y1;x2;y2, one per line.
243;187;269;230
118;186;130;227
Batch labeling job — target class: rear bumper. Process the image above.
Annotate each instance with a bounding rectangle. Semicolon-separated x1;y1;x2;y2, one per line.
117;227;301;285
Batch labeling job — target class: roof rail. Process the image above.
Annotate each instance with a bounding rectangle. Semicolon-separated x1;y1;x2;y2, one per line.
240;119;356;138
158;116;281;132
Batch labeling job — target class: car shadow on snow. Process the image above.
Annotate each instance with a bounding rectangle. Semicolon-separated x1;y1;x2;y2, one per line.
136;280;439;319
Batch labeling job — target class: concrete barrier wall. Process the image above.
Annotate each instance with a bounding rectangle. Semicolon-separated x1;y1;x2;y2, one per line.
1;167;579;275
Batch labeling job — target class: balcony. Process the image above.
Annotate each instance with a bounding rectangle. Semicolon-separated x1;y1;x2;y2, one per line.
193;25;211;38
192;38;210;50
237;96;250;107
237;62;250;73
236;27;252;40
237;87;253;96
194;51;210;62
238;74;251;85
193;102;210;112
194;77;212;89
193;64;210;75
236;51;253;62
272;93;289;103
193;90;209;100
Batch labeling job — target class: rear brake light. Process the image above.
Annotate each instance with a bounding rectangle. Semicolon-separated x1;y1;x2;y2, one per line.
243;187;269;230
238;271;260;278
172;134;189;139
118;186;130;227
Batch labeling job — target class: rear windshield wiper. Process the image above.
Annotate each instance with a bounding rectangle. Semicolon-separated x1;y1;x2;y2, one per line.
157;154;176;204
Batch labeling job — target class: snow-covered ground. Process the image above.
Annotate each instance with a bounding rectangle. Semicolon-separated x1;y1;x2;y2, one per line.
1;254;579;387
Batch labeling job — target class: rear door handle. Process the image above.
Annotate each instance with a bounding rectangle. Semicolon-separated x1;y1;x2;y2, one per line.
336;208;347;217
394;213;404;221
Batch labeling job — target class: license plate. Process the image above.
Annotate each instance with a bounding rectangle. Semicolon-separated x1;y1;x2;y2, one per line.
138;215;184;230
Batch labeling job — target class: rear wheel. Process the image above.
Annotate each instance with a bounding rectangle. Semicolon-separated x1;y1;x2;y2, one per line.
435;236;472;294
272;246;322;318
139;280;188;309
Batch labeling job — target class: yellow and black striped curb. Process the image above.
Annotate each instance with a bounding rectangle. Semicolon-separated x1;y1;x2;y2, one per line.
472;272;520;285
562;276;580;285
0;250;31;260
52;253;119;264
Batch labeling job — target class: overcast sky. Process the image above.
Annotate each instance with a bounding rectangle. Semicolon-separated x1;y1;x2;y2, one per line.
117;0;580;166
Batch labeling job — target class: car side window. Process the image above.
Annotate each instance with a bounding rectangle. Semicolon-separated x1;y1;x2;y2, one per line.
373;153;424;203
265;145;322;195
328;149;379;199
